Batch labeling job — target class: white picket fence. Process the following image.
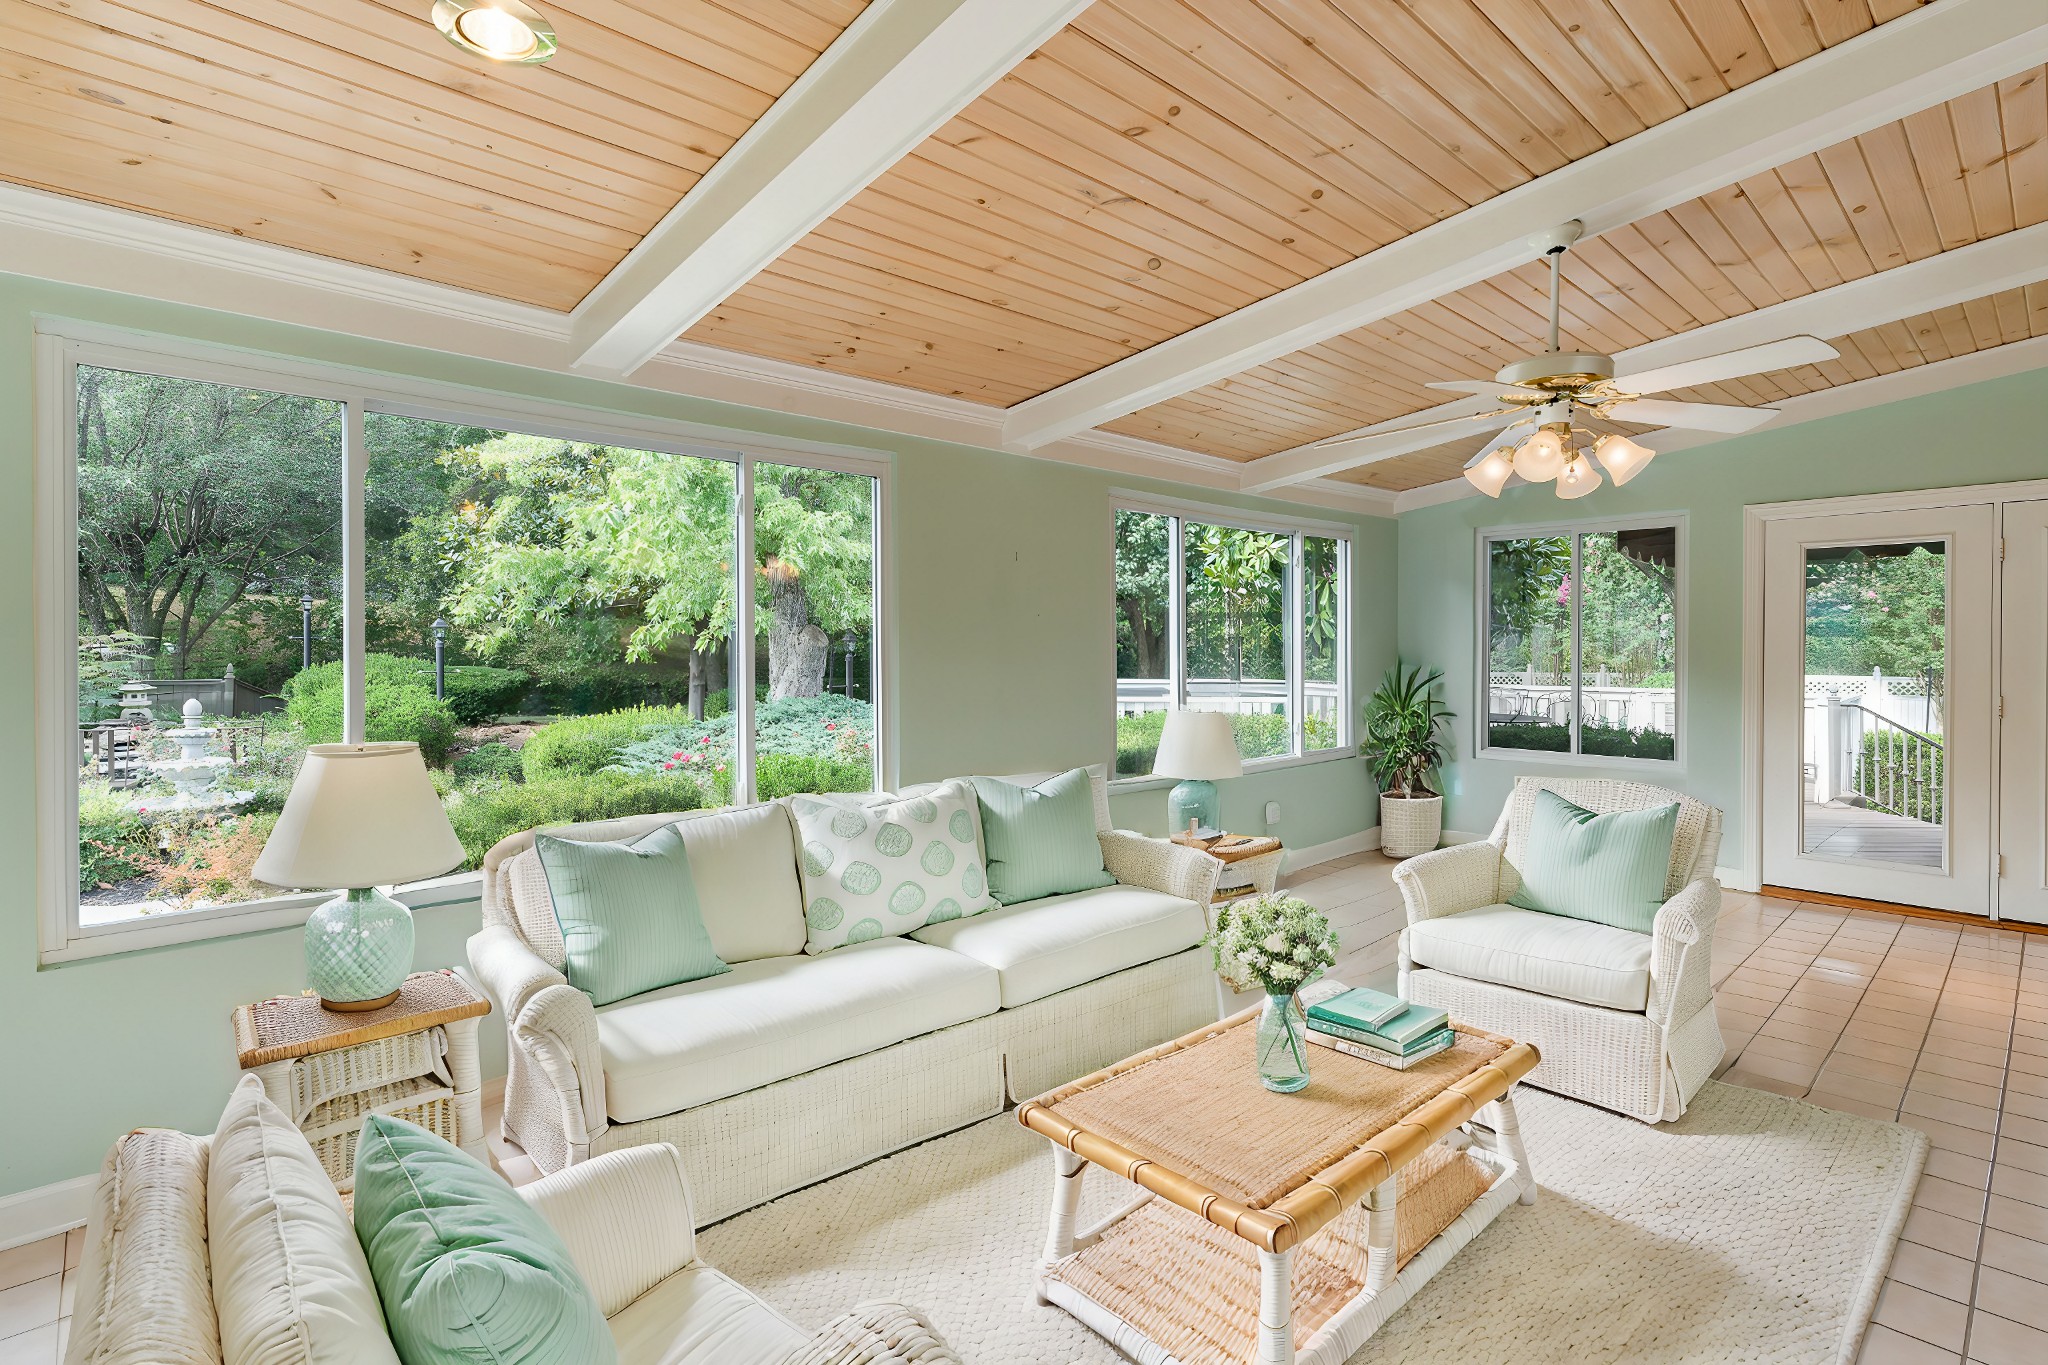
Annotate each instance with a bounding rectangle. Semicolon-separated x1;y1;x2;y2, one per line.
1116;678;1340;723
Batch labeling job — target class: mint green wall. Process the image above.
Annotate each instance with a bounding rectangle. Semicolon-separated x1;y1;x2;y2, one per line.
1396;367;2048;875
0;272;1392;1201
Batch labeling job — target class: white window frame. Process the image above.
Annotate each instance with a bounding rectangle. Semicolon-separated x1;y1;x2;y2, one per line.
1474;511;1687;772
1108;490;1355;788
37;321;892;963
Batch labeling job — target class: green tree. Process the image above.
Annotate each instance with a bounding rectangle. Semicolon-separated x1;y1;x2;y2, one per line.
1114;509;1169;678
752;464;874;700
1187;524;1287;681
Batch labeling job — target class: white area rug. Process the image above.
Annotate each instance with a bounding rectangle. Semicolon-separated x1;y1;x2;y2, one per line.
698;1080;1926;1364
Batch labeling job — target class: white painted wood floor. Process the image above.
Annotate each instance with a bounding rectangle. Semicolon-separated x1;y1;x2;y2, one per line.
6;851;2045;1363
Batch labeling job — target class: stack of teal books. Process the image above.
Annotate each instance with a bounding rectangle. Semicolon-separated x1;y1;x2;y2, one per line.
1303;986;1454;1070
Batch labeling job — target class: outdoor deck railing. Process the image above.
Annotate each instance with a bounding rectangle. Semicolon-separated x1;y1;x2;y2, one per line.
1848;707;1945;824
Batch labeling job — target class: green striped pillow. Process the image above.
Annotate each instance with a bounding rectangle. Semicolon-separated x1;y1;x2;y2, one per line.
973;768;1115;904
1507;790;1679;934
536;825;730;1006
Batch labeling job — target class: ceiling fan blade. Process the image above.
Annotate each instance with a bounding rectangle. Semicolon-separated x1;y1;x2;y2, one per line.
1426;379;1549;399
1309;407;1513;449
1604;398;1780;433
1608;336;1840;395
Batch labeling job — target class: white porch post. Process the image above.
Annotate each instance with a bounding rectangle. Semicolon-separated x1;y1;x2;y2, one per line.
1814;694;1841;803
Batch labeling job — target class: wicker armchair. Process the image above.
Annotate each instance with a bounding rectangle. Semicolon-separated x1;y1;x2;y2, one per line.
1392;777;1725;1124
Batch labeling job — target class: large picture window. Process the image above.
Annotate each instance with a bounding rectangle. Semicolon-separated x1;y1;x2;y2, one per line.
1113;497;1350;778
48;333;885;958
1481;520;1681;762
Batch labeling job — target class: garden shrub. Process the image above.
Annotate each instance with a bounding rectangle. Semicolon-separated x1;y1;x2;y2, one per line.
444;771;708;865
1114;709;1294;776
150;811;280;906
754;754;872;801
1484;719;1673;760
607;697;874;777
284;655;458;766
453;740;524;783
79;781;152;891
519;705;694;781
440;666;531;725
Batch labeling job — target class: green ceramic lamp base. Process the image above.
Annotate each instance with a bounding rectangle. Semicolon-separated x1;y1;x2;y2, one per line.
1167;778;1221;836
305;886;415;1012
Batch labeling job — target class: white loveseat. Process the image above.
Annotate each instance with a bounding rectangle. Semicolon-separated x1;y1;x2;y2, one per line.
469;766;1224;1223
1392;776;1725;1124
68;1119;959;1365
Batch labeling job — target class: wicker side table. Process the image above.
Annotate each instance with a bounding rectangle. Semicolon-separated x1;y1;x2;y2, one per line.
231;969;491;1191
1177;832;1284;903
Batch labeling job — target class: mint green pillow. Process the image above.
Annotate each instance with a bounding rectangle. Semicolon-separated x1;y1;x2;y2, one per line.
352;1115;616;1365
536;825;729;1006
1507;789;1679;933
974;768;1115;904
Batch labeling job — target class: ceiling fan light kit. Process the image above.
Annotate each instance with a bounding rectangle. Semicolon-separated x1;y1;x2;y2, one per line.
1423;220;1842;501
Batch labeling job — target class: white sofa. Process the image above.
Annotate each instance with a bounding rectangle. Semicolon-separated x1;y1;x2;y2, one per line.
67;1119;958;1365
1392;776;1725;1124
469;766;1224;1223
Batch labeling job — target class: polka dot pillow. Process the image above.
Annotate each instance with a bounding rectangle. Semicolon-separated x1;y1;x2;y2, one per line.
789;779;997;954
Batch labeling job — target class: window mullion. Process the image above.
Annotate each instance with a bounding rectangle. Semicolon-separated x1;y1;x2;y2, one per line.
1288;534;1305;757
1168;517;1187;711
341;400;367;745
1569;532;1583;757
735;459;757;805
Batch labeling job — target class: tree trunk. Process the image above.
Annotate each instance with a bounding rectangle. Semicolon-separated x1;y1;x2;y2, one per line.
765;566;828;700
685;634;707;721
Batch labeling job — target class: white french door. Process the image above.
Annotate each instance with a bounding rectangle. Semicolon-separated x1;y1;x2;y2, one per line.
2000;501;2048;924
1761;505;1997;915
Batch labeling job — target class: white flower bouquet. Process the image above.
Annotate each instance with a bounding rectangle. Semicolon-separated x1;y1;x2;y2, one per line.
1208;893;1339;997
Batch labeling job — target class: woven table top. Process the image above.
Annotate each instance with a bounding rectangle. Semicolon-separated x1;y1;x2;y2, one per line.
232;970;489;1069
1175;833;1282;864
1019;1007;1538;1254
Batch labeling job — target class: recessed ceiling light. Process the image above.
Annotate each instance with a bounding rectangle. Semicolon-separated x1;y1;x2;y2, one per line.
432;0;557;65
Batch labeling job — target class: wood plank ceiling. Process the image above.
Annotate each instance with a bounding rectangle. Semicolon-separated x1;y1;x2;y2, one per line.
0;0;868;307
1350;280;2048;491
683;0;1939;403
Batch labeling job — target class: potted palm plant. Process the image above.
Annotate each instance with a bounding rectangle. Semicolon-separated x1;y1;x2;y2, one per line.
1364;663;1453;858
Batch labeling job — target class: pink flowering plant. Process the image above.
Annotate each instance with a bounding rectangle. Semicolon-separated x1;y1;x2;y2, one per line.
1208;893;1338;997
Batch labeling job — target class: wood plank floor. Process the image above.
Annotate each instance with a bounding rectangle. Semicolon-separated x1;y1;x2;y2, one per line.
1806;798;1947;869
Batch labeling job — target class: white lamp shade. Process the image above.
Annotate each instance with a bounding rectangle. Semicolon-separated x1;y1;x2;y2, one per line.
1512;428;1567;481
1556;453;1604;500
252;743;465;890
1151;710;1243;780
1594;433;1656;486
1462;445;1515;498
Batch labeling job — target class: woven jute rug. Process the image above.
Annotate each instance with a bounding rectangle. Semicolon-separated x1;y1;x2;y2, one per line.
697;1079;1926;1365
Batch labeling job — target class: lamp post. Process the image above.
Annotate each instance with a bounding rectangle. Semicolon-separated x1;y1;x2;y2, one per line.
843;636;856;698
432;619;449;700
300;587;314;671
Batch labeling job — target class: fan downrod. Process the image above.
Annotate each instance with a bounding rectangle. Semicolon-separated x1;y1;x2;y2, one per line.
1495;219;1615;391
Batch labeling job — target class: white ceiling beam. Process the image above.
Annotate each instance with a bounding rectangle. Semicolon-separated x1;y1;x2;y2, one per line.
570;0;1094;377
999;0;2048;450
1237;220;2048;491
1389;333;2048;515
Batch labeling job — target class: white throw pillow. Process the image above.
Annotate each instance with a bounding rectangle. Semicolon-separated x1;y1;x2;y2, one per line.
791;779;996;953
208;1075;403;1365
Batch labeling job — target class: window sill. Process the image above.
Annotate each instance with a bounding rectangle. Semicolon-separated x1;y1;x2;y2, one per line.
42;872;483;966
1110;746;1359;792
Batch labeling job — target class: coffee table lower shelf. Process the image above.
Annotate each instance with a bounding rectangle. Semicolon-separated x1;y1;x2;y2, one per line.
1034;1128;1530;1365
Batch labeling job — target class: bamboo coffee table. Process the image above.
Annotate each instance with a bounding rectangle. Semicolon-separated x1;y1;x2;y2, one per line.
1017;1008;1540;1365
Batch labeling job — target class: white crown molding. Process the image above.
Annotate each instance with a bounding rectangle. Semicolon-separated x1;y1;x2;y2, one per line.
999;0;2048;449
1389;335;2048;514
0;182;1393;519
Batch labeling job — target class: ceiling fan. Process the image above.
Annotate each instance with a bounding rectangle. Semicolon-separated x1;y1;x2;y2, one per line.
1325;221;1840;499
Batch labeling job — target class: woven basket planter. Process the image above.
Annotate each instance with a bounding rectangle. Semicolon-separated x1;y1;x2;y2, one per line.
1379;793;1443;858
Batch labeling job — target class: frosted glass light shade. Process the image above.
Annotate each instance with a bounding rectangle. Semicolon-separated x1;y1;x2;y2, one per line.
1594;433;1656;486
253;743;465;890
1463;445;1515;497
1152;710;1243;781
1556;453;1604;500
1513;428;1567;481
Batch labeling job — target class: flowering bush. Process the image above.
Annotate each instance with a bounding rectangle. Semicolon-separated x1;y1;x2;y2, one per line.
1208;894;1338;997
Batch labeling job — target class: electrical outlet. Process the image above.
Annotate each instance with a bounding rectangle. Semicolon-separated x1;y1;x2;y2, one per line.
1264;800;1281;827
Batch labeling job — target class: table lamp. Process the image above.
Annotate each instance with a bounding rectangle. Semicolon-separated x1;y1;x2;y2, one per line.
253;742;465;1012
1152;710;1243;839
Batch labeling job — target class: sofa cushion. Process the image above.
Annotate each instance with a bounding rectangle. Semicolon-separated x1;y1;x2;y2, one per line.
538;827;731;1007
973;769;1116;904
1404;904;1654;1011
506;804;805;970
911;884;1206;1008
595;937;1002;1121
607;1265;806;1365
1507;789;1679;933
353;1115;616;1365
789;780;996;954
67;1128;218;1365
209;1076;401;1365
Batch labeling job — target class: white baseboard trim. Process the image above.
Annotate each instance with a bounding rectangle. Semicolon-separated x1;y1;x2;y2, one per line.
1715;865;1761;893
0;1173;95;1252
1440;829;1489;846
1282;826;1379;874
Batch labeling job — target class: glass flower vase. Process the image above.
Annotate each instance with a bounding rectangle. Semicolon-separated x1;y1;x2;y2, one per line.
1256;991;1311;1093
